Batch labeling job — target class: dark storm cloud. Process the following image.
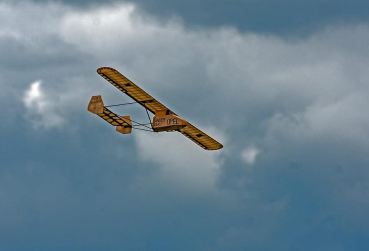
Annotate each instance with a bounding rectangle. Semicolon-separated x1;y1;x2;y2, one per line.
21;0;369;34
134;0;369;34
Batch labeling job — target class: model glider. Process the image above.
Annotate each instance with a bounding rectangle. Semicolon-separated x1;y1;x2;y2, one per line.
88;67;223;150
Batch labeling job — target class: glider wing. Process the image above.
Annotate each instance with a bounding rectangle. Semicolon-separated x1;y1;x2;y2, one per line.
97;67;171;114
179;123;223;150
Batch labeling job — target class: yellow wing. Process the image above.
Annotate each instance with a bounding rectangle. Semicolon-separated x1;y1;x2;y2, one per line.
97;67;172;114
179;123;223;150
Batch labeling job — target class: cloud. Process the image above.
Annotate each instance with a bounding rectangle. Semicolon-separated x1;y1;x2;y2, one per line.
28;0;369;35
23;80;43;107
241;146;260;165
13;0;369;199
134;127;225;193
3;1;369;250
22;80;64;128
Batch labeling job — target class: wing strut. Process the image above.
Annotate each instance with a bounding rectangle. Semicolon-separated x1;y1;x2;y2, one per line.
104;100;155;131
145;108;153;129
105;101;138;107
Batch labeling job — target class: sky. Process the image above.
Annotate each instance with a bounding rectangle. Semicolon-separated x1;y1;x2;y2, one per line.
1;0;369;250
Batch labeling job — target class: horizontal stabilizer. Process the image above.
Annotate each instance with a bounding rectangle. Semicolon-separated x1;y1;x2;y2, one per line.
88;95;132;134
116;115;132;134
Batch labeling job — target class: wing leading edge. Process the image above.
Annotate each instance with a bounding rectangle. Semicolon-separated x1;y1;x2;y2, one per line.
97;67;223;150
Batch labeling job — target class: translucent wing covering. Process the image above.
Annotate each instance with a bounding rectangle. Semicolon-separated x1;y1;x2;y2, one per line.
97;67;171;114
179;123;223;150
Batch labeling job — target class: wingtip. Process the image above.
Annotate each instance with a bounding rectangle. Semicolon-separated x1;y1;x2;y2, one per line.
204;142;223;150
97;66;117;74
209;144;223;150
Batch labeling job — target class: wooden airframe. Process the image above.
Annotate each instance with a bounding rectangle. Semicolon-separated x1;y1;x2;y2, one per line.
88;67;223;150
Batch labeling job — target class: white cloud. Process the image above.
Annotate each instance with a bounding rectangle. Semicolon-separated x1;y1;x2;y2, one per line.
60;3;135;49
265;91;369;147
0;2;67;44
241;146;260;165
134;128;225;193
22;80;64;128
23;80;43;108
